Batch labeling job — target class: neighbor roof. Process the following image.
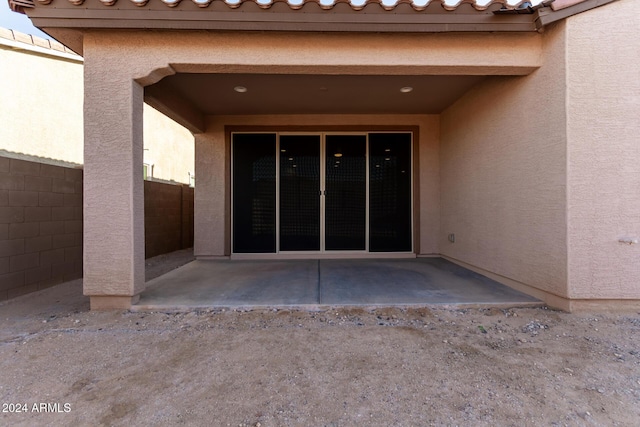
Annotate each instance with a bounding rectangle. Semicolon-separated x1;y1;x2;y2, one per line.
0;27;82;60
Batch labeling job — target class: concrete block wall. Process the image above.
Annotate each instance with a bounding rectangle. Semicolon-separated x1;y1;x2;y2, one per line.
181;183;194;250
0;156;83;301
144;180;194;259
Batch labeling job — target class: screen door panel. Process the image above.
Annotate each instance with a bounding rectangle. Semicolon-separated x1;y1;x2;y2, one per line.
325;135;367;251
232;133;277;253
369;133;412;252
279;135;321;251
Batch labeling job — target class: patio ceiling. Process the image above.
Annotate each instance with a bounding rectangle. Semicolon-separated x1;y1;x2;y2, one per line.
146;73;486;116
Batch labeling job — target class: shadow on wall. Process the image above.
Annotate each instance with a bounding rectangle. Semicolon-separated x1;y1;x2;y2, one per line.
0;153;195;301
0;155;83;301
144;180;194;259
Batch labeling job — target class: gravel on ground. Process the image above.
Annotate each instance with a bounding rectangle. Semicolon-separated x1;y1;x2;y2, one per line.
1;249;639;426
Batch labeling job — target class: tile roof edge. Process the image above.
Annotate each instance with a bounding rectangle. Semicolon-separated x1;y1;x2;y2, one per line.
0;27;83;61
7;0;34;13
8;0;548;13
5;0;605;13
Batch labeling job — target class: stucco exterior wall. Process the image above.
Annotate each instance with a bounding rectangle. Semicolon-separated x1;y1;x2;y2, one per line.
0;32;193;184
143;104;194;185
194;114;439;258
0;39;84;165
565;0;640;301
80;28;540;307
439;22;569;303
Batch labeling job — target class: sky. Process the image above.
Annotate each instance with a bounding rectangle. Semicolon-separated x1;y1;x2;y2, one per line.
0;0;546;42
0;1;51;39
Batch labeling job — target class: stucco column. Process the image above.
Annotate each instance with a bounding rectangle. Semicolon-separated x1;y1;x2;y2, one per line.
194;123;229;258
83;76;145;309
417;115;440;256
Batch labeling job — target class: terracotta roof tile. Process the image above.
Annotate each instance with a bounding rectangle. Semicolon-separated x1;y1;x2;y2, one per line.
11;0;553;12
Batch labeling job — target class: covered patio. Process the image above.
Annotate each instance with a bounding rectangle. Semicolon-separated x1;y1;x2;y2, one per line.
11;0;638;312
135;257;541;310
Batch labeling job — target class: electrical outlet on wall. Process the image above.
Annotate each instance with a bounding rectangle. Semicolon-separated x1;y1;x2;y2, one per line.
448;233;455;243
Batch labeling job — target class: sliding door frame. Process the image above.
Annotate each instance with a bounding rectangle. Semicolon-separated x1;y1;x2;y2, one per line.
230;128;416;259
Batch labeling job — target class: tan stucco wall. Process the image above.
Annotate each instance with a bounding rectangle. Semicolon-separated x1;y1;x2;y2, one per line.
439;0;640;309
143;104;194;185
70;1;639;309
0;37;193;184
80;29;541;306
439;22;569;302
193;114;439;258
565;0;640;300
0;42;84;165
81;29;541;135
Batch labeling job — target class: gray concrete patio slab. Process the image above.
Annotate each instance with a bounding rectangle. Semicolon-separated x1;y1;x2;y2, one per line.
135;257;541;310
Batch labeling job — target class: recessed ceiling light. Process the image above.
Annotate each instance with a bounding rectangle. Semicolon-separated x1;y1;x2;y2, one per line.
334;153;343;158
234;86;247;93
400;87;413;93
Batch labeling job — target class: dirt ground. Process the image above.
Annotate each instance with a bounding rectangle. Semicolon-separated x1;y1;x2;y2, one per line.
1;250;639;426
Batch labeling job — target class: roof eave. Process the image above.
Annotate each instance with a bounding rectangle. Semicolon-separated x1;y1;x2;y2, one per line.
13;0;621;36
8;0;34;13
534;0;619;30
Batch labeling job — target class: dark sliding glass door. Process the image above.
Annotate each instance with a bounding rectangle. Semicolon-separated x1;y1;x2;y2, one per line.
232;133;276;253
369;133;412;252
232;132;412;254
279;135;321;251
325;135;366;250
